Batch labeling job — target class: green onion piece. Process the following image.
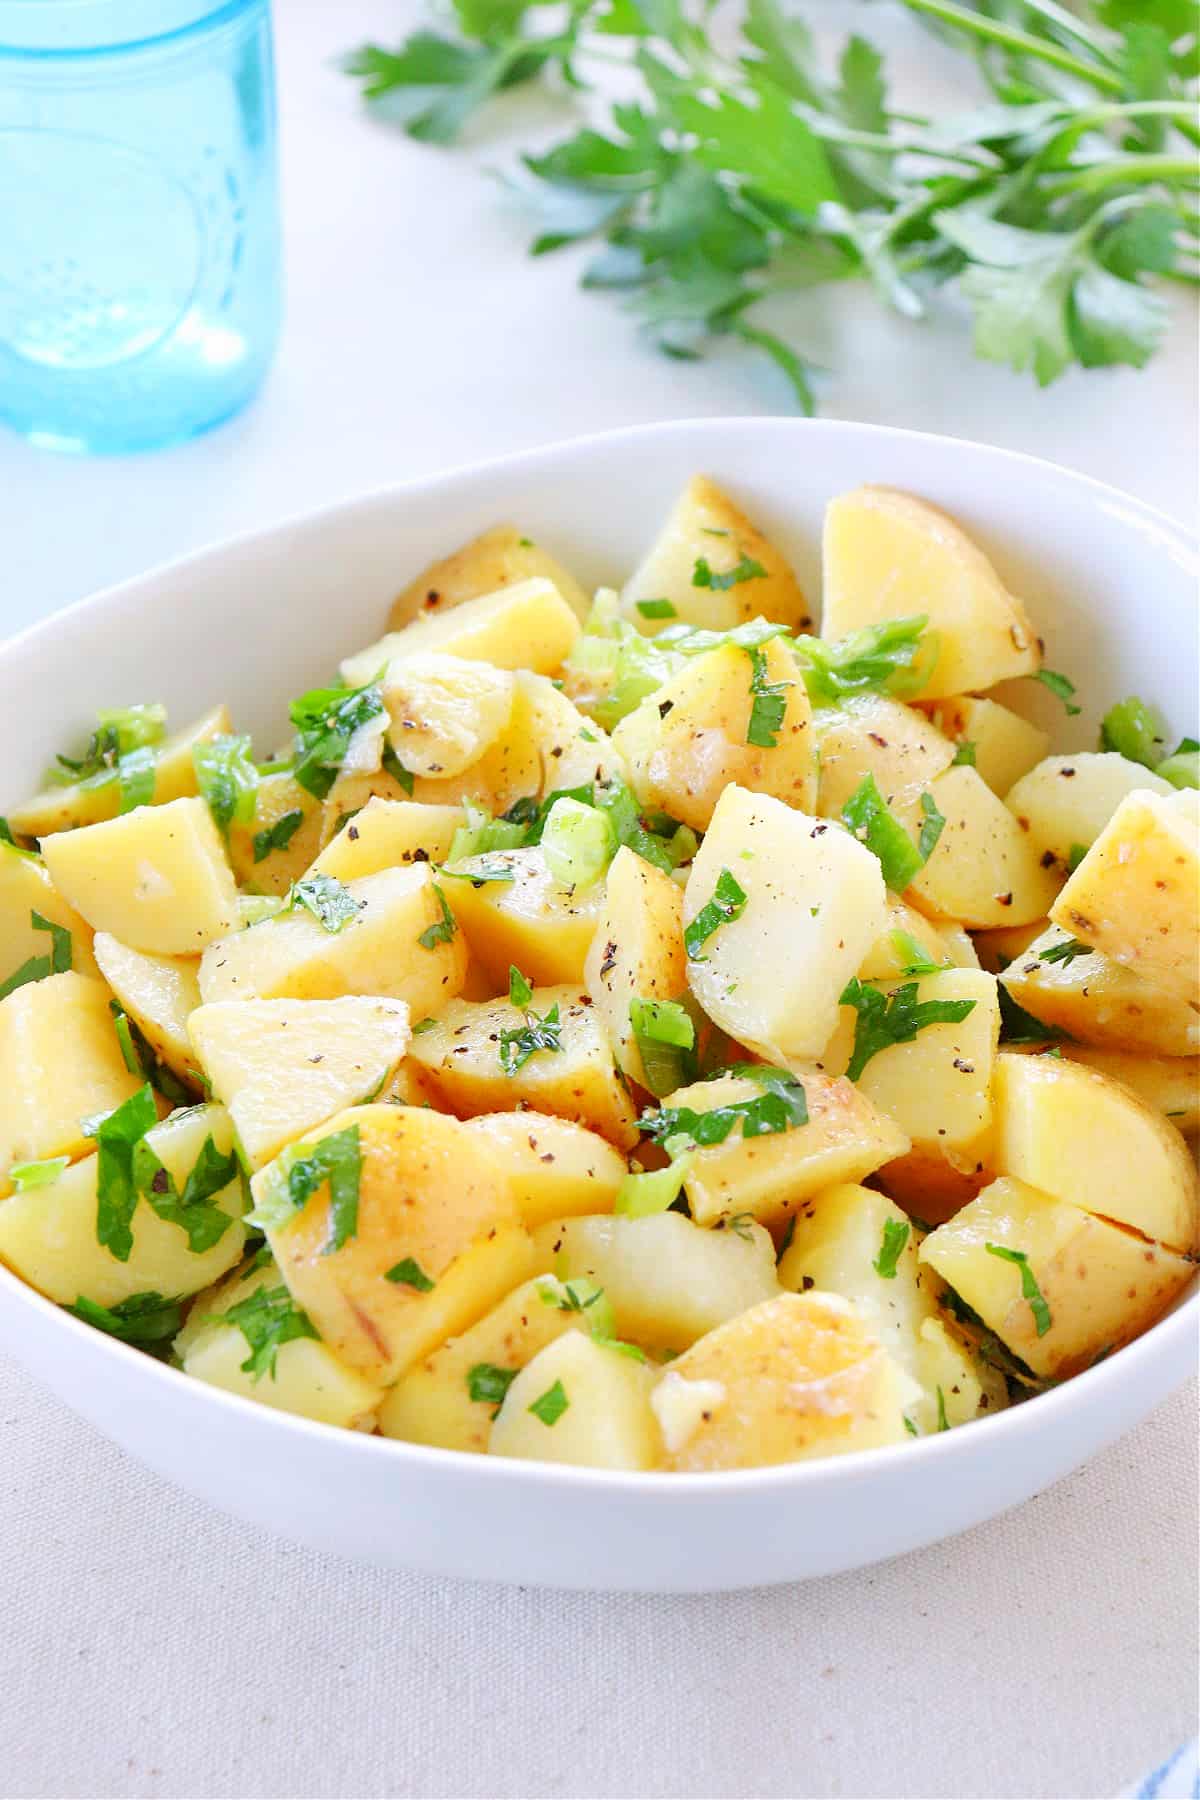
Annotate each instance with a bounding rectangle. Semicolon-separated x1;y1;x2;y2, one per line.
1156;741;1199;790
385;1257;435;1291
9;1156;70;1191
841;774;924;892
614;1154;691;1218
467;1362;518;1410
1098;695;1165;764
636;599;676;620
528;1378;569;1426
193;734;259;837
684;867;748;959
628;996;696;1099
872;1218;911;1280
1035;669;1081;717
540;795;616;890
984;1243;1052;1336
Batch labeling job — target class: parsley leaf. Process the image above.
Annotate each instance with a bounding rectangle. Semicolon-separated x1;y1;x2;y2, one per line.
841;775;940;892
67;1291;184;1345
692;552;768;591
9;1156;70;1191
385;1256;436;1291
193;735;259;837
794;617;936;707
508;965;533;1008
951;739;977;767
998;985;1070;1045
467;1361;518;1412
253;809;305;864
418;884;458;949
0;908;74;1001
131;1132;240;1255
917;791;946;863
641;1065;807;1152
839;978;977;1082
985;1243;1053;1336
290;681;387;801
637;599;677;619
744;643;790;748
278;1125;364;1255
1039;936;1094;966
528;1378;569;1426
109;1001;194;1106
287;873;363;933
873;1217;910;1279
499;1001;563;1075
1034;668;1082;715
889;929;947;977
90;1085;161;1263
684;867;748;959
936;1385;950;1432
629;996;696;1098
220;1283;319;1381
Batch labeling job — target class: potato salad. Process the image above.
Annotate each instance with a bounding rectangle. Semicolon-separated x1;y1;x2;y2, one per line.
1;478;1197;1473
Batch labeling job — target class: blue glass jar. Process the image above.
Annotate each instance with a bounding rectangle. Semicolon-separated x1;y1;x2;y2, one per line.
0;0;282;453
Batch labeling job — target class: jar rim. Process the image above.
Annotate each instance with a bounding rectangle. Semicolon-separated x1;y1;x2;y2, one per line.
0;0;259;55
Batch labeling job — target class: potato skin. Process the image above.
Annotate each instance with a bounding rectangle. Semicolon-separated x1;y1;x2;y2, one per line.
1000;922;1200;1056
906;766;1061;929
387;523;591;629
583;846;686;1091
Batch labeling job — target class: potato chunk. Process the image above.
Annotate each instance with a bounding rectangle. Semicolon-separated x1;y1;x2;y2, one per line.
684;785;887;1061
531;1210;779;1350
857;897;957;981
8;705;229;838
227;770;323;896
516;672;628;793
613;639;816;831
408;987;638;1148
320;704;540;826
258;1104;530;1383
821;486;1039;697
583;846;686;1090
621;475;811;634
0;1102;246;1305
1006;753;1174;871
441;848;606;987
814;694;955;834
189;996;410;1169
655;1291;917;1471
1050;788;1199;1001
490;1331;660;1470
993;1051;1199;1252
177;1252;384;1430
197;864;467;1015
917;1317;1008;1428
1000;922;1199;1056
387;523;591;629
0;844;99;984
665;1070;909;1228
0;972;146;1192
93;933;202;1087
919;1175;1195;1379
380;654;515;779
1058;1047;1198;1136
464;1113;626;1226
906;766;1060;928
310;798;464;883
341;577;580;687
379;1275;587;1451
41;797;240;955
924;696;1048;797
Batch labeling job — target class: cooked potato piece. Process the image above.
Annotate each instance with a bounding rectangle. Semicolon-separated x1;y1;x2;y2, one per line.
227;770;323;896
685;786;887;1061
621;475;811;635
993;1051;1199;1252
1058;1047;1199;1135
857;897;956;981
1050;788;1199;1001
583;846;686;1089
906;766;1060;928
177;1253;384;1430
41;797;240;956
388;524;591;629
821;487;1039;698
379;1275;586;1451
198;864;467;1015
341;577;580;688
258;1103;531;1383
655;1291;917;1471
92;933;202;1087
0;1102;245;1305
189;996;410;1169
0;972;147;1193
974;918;1048;972
667;1070;909;1228
464;1113;625;1226
8;705;229;838
924;697;1049;797
777;1184;937;1399
441;848;606;987
531;1210;779;1350
853;968;1000;1171
0;844;100;984
814;694;955;834
613;639;816;831
490;1330;660;1470
937;923;981;969
1001;922;1199;1055
380;654;515;779
310;797;464;883
919;1175;1195;1379
517;672;628;793
1006;753;1174;871
320;705;541;827
917;1317;1008;1428
408;987;638;1149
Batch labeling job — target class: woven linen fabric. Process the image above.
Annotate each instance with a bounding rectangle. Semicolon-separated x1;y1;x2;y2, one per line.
0;1353;1195;1800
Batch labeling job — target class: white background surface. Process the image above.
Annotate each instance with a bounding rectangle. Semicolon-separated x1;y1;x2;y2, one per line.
0;3;1196;1797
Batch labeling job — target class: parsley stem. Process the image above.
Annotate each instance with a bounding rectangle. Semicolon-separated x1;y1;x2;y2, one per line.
1041;155;1200;199
899;0;1124;96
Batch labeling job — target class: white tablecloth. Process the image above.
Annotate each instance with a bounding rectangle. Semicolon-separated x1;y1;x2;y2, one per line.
0;5;1196;1796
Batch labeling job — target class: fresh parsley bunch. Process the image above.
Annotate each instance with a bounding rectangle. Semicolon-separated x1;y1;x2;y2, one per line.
345;0;1198;408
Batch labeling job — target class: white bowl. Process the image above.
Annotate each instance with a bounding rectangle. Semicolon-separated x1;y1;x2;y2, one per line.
0;418;1195;1592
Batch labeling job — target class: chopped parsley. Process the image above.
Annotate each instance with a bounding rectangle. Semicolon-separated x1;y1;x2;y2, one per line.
0;908;73;1001
1066;843;1089;873
108;1002;193;1106
253;809;305;864
439;861;517;885
116;747;158;812
499;1000;563;1076
385;1256;436;1291
67;1290;184;1345
917;792;945;863
528;1378;569;1426
1034;668;1081;716
636;599;677;619
49;704;167;789
984;1243;1053;1337
467;1361;518;1412
842;775;941;891
839;979;977;1083
381;742;416;795
1038;936;1094;967
9;1155;70;1191
131;1131;240;1255
684;867;748;960
998;986;1068;1045
220;1283;319;1380
536;1274;616;1340
872;1218;910;1280
951;740;977;767
936;1386;950;1432
629;996;695;1098
692;553;766;591
793;617;935;708
903;1414;919;1437
509;965;533;1008
272;1124;364;1254
641;1065;807;1154
889;929;947;977
290;680;387;800
417;883;457;949
744;644;790;749
287;872;363;933
90;1085;161;1263
193;734;259;837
